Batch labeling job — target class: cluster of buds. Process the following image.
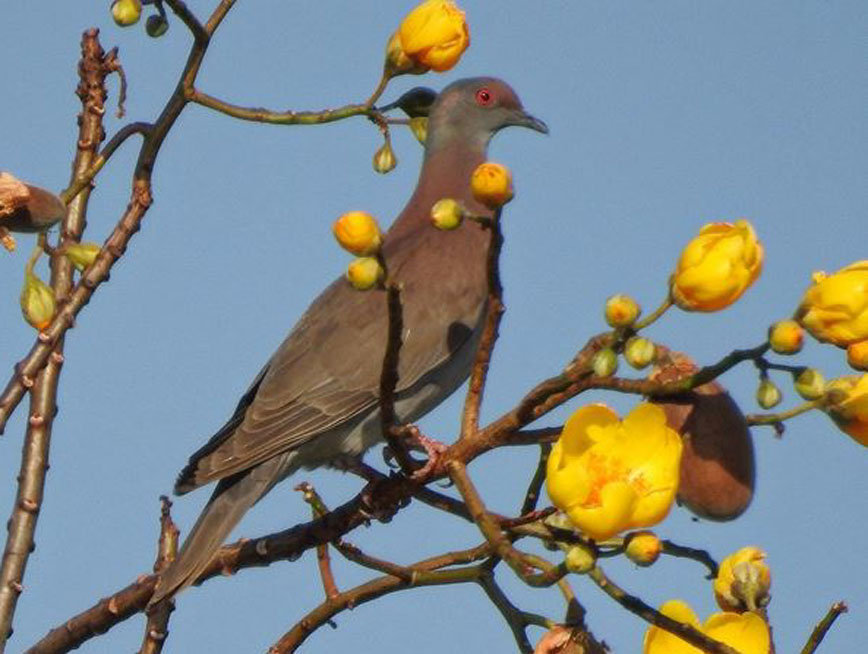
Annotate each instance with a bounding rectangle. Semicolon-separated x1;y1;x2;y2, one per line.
384;1;470;77
332;211;385;291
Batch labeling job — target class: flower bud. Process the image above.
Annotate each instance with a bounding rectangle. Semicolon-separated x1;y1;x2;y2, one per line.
793;368;825;400
847;341;868;371
591;348;618;378
63;242;100;272
345;257;384;291
146;13;169;38
409;117;428;145
332;211;382;256
824;375;868;446
372;141;397;174
624;337;656;370
768;319;804;355
714;546;771;613
624;530;662;567
564;544;596;574
470;162;514;210
20;266;55;331
755;378;782;410
604;294;641;328
430;198;464;231
393;0;470;74
111;0;142;26
797;261;868;347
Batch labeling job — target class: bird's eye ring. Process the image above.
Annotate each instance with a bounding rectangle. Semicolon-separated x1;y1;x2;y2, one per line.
475;88;494;106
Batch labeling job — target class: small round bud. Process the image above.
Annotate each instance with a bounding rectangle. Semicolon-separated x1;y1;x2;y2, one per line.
847;341;868;371
624;337;656;370
408;117;428;145
756;378;782;410
624;530;662;567
604;294;641;328
345;257;384;291
564;544;596;574
333;211;382;256
63;242;100;272
768;319;804;355
470;162;514;209
372;141;397;174
111;0;142;26
430;198;464;231
794;368;825;400
145;13;169;38
591;348;618;378
20;268;55;331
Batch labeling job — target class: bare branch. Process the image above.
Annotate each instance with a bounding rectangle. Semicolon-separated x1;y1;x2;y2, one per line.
800;601;848;654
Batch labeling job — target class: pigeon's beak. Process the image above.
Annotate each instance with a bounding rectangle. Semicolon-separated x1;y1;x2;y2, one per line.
511;110;549;134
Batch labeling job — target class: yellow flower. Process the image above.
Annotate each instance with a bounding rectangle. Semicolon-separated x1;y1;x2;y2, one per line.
624;530;662;567
767;320;803;355
714;547;771;612
470;162;514;210
643;600;770;654
545;403;683;541
797;261;868;347
848;340;868;371
604;294;641;328
824;374;868;446
430;198;465;230
671;220;763;312
20;266;55;331
396;0;470;73
332;211;382;257
345;257;384;291
111;0;142;26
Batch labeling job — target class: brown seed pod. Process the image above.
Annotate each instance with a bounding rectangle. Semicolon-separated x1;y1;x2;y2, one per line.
0;172;66;233
649;348;755;521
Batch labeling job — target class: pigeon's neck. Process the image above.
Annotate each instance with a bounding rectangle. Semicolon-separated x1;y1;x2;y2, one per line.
414;136;490;214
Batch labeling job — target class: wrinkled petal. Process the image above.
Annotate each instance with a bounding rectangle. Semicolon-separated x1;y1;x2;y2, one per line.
643;600;703;654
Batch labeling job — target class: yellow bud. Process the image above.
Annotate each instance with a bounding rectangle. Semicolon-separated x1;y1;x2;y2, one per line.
624;337;656;370
591;348;618;377
409;117;428;145
332;211;382;256
20;267;55;331
756;378;781;410
372;141;397;174
395;0;470;74
111;0;142;26
847;341;868;371
146;14;169;37
0;227;15;252
346;257;384;291
604;294;641;328
564;544;596;574
794;368;825;400
430;198;464;230
63;242;100;272
768;319;804;355
470;162;514;210
714;546;771;612
624;530;662;567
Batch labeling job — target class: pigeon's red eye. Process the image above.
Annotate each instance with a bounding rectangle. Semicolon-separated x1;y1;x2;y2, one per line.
475;88;493;106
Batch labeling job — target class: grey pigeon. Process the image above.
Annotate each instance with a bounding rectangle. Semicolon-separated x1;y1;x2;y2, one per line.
150;77;547;604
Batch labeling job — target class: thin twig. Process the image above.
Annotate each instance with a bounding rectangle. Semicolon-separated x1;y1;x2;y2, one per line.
800;601;847;654
163;0;208;43
139;498;179;654
477;571;550;653
461;208;505;439
295;483;339;600
189;90;376;126
588;564;741;654
0;31;108;652
520;443;551;515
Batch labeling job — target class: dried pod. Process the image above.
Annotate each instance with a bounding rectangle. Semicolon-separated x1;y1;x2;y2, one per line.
0;172;66;233
649;348;755;521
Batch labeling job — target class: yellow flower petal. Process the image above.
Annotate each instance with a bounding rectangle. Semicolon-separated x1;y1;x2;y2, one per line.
704;612;770;654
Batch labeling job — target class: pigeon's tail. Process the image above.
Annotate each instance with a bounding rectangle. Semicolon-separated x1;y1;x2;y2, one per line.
149;453;294;606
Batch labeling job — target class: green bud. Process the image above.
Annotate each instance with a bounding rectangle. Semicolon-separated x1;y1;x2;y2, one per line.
604;294;641;328
20;266;55;331
145;14;169;38
592;348;618;377
756;378;782;410
430;198;464;230
111;0;142;26
409;117;428;145
564;544;596;574
64;242;100;272
372;141;397;174
624;337;656;369
794;368;825;400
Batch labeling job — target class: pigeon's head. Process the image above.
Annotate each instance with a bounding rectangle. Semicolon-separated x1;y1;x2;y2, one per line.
425;77;548;150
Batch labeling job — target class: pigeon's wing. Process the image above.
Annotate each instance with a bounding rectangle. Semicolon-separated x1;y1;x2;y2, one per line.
176;225;487;492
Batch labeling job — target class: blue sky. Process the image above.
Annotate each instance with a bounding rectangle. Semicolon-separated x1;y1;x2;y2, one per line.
1;2;867;653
